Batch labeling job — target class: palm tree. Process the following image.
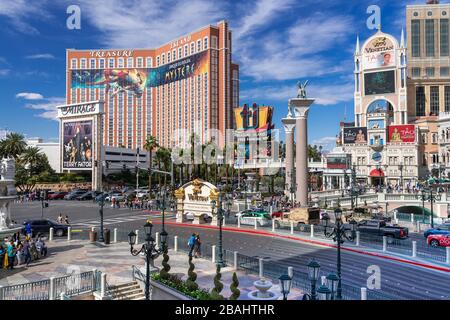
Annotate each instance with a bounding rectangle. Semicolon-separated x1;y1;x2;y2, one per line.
144;136;159;197
21;146;42;176
0;132;27;159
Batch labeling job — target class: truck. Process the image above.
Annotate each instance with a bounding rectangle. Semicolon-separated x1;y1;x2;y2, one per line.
274;207;321;230
355;219;409;241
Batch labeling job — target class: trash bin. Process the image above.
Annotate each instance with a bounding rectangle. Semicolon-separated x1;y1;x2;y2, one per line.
89;230;97;242
104;229;110;244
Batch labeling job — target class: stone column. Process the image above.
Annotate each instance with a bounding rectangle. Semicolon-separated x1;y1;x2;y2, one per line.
282;118;296;196
291;98;315;206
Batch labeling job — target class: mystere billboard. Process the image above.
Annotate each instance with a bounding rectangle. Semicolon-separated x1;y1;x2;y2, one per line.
343;127;367;144
70;51;209;98
62;120;93;169
388;125;416;143
364;70;395;95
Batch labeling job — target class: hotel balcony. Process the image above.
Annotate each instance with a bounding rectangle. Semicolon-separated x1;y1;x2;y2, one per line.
439;111;450;121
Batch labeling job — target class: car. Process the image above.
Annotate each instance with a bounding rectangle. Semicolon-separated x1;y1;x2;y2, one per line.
48;192;68;200
427;234;450;247
64;190;88;200
424;224;450;238
239;211;272;227
235;209;253;218
106;192;126;202
76;191;101;201
136;189;150;198
185;212;212;223
22;219;69;237
271;209;289;219
95;193;109;202
355;219;409;241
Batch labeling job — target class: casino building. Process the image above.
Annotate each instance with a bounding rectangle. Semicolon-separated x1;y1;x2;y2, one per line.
337;28;421;188
66;20;239;150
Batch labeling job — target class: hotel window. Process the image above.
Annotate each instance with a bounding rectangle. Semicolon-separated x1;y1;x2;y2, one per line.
172;50;176;61
421;133;428;144
441;19;449;56
71;59;77;69
89;59;96;69
80;59;86;69
411;20;421;57
412;67;421;78
426;19;435;57
178;47;182;59
430;86;440;115
118;58;124;68
446;86;450;111
108;58;114;68
190;42;195;55
90;87;95;101
146;57;152;67
156;56;160;66
108;95;114;146
211;36;218;49
432;133;438;144
127;93;133;148
127;57;133;68
203;37;208;50
184;45;188;57
146;88;152;136
441;67;450;77
162;54;165;65
426;67;435;77
99;58;105;69
137;57;143;68
118;92;123;145
197;40;201;52
416;86;426;116
167;52;171;63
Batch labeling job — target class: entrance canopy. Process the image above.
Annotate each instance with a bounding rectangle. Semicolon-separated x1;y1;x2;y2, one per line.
369;169;385;177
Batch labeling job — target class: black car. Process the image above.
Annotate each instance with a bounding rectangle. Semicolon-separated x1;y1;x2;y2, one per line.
22;219;69;237
76;191;100;201
64;190;88;200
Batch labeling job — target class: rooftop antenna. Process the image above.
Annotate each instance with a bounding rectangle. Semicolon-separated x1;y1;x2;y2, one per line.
344;104;347;122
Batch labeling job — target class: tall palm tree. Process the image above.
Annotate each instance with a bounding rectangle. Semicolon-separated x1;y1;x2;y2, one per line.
21;146;42;176
144;136;159;196
0;132;27;159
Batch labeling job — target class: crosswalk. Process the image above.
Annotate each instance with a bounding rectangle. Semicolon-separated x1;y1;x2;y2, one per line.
71;212;176;228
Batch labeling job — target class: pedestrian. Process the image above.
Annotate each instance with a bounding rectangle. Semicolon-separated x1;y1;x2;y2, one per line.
7;241;15;270
57;214;63;224
25;222;32;238
194;233;202;258
64;215;70;225
112;197;116;209
187;233;196;257
23;241;32;267
36;236;47;257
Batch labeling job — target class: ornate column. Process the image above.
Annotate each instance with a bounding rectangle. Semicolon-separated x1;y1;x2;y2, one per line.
174;187;187;223
291;98;315;206
282;118;296;196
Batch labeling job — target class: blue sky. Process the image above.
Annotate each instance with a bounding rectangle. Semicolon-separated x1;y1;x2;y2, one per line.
0;0;428;149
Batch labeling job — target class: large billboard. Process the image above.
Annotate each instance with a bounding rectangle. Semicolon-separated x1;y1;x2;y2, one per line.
343;127;367;144
62;120;93;169
388;125;416;143
363;36;395;70
326;156;349;169
70;51;209;97
364;70;395;95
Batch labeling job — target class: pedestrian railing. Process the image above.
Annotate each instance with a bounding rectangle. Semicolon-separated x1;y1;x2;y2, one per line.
0;279;50;300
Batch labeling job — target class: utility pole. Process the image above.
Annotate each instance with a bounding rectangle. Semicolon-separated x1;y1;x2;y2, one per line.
136;148;140;190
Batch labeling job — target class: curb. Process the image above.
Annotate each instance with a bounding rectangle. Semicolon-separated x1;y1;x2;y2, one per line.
157;220;450;273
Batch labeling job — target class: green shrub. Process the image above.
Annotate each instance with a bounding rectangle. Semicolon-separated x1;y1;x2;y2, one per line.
229;272;240;300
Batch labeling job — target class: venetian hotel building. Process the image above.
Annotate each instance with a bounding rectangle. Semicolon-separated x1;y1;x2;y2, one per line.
66;21;239;149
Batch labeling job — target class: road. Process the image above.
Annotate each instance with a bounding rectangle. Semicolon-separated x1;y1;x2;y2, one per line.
10;200;450;300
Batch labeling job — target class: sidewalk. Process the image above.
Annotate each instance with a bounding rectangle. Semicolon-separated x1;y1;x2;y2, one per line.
0;240;304;300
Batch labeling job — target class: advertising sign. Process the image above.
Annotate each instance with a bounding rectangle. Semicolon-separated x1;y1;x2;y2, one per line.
388;125;416;143
364;71;395;95
343;127;367;144
70;51;209;97
363;36;395;70
326;156;349;169
57;102;102;118
62;120;93;169
368;119;385;129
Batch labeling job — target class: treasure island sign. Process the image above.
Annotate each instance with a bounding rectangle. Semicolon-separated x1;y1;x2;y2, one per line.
175;179;220;225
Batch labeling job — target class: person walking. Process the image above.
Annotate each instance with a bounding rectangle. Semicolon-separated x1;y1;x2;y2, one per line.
23;241;32;267
194;233;202;258
7;241;15;270
25;222;32;238
57;214;63;224
64;215;70;225
187;233;196;257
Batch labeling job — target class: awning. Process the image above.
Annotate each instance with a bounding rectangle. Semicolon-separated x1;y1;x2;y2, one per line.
369;169;385;177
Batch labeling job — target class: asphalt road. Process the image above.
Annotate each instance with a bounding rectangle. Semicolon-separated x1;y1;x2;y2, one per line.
10;200;450;300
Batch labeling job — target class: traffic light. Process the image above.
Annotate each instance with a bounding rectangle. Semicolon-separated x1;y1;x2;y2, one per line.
123;164;126;170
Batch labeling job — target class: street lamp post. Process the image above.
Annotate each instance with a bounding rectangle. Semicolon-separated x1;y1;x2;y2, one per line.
211;191;225;268
278;274;292;300
98;191;105;242
127;221;165;300
398;163;404;191
307;260;320;300
322;208;357;300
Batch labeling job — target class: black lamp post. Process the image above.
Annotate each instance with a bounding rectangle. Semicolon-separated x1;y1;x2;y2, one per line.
278;274;292;300
306;259;320;300
322;208;357;300
326;272;339;300
398;163;404;190
211;191;225;267
98;191;105;242
127;221;163;300
159;189;167;248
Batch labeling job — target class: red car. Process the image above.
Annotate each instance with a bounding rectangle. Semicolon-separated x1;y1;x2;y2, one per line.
48;192;68;200
427;234;450;247
271;209;289;219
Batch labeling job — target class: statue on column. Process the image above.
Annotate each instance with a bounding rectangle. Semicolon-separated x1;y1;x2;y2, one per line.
296;80;309;99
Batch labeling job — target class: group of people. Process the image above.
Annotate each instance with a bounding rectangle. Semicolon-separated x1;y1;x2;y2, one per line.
56;214;70;225
188;233;202;258
0;232;47;270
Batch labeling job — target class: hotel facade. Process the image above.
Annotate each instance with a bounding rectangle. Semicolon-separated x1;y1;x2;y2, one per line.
66;21;239;150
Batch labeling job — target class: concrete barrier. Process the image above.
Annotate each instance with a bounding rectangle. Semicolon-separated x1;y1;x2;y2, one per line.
49;228;54;242
67;227;71;241
412;241;417;258
174;236;178;252
361;287;367;300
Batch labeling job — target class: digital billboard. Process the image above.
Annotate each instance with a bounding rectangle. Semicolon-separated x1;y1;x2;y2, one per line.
343;127;367;144
363;37;396;70
326;156;349;169
70;51;209;97
368;119;385;129
62;120;93;169
388;125;416;143
364;71;395;95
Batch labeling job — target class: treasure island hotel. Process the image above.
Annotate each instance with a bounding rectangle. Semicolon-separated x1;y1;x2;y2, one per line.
66;21;239;150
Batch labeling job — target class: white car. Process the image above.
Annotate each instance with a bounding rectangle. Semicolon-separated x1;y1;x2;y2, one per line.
136;189;149;198
238;212;272;227
106;192;125;202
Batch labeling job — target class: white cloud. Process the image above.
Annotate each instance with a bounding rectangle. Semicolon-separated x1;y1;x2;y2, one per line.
25;53;55;59
22;97;65;121
312;136;337;151
241;82;354;106
0;0;51;34
16;92;44;100
0;69;10;76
